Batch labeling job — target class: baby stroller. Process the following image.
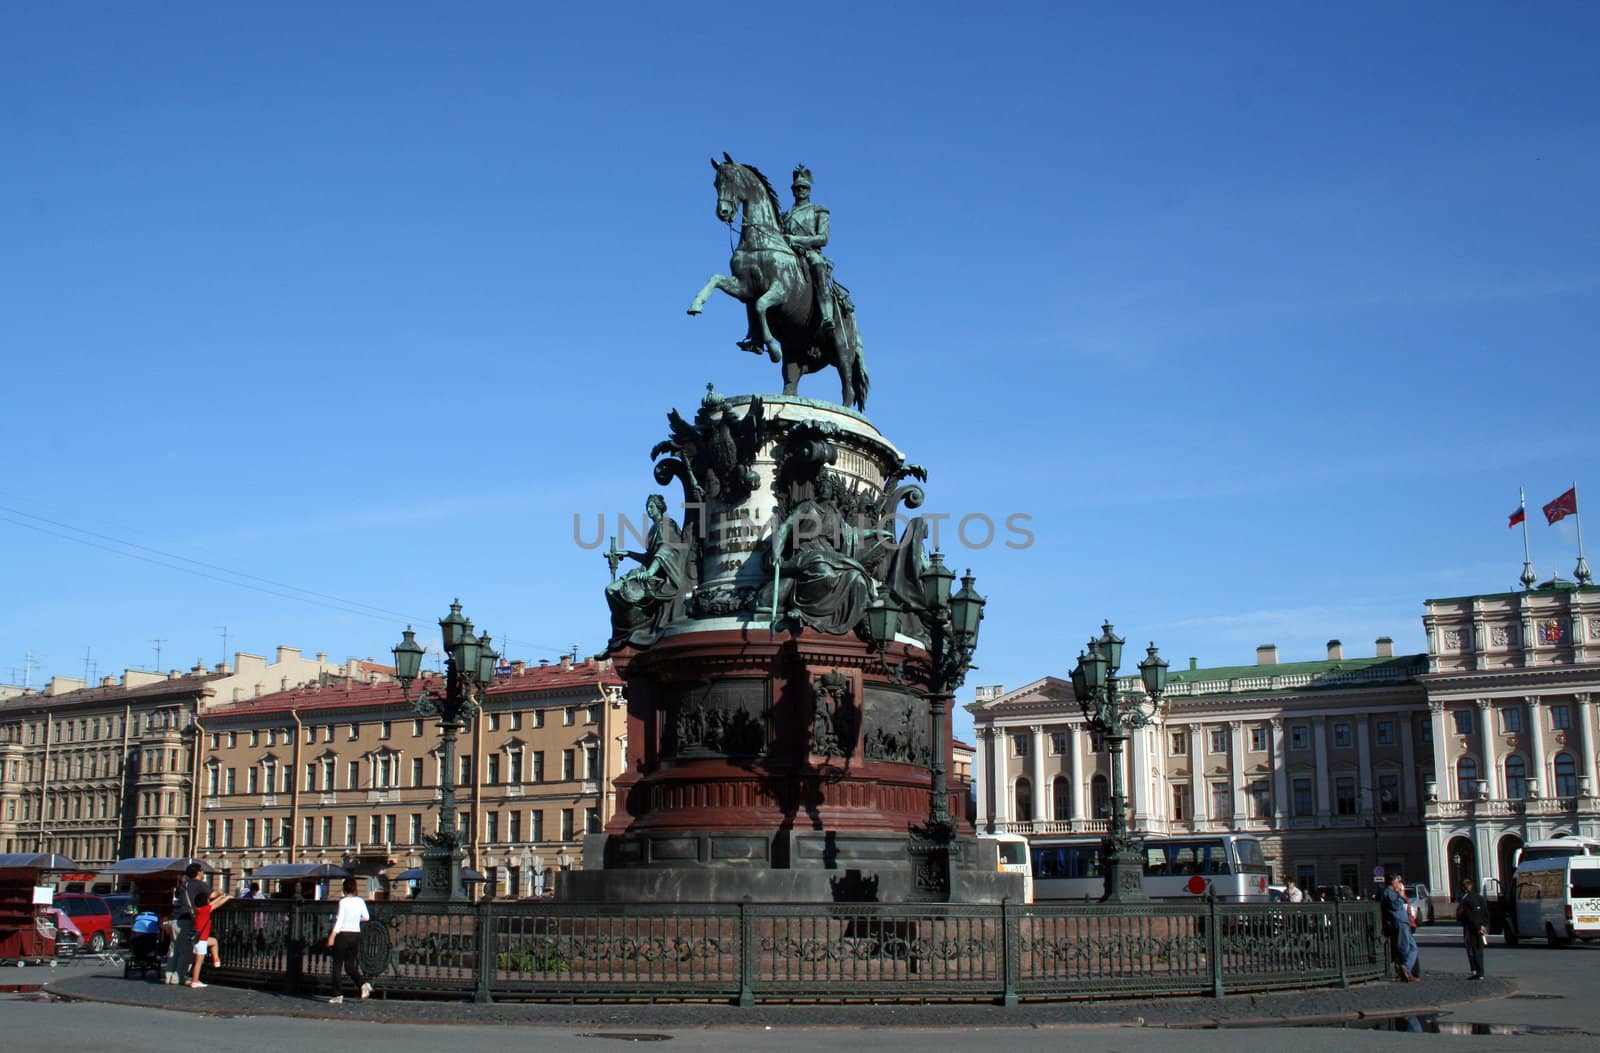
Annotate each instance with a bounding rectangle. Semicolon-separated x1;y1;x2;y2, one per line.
124;912;166;980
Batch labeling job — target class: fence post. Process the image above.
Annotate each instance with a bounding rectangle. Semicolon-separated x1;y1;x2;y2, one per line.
474;899;495;1004
737;901;754;1007
1207;891;1224;999
999;898;1018;1007
284;897;304;995
1335;903;1349;988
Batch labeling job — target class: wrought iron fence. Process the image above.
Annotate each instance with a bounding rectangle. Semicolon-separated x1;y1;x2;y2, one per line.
208;897;1385;1005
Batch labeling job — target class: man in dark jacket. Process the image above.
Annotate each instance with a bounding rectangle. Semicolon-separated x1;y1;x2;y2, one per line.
1456;877;1489;979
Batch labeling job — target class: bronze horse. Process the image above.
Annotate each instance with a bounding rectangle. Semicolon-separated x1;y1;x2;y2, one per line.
688;155;869;411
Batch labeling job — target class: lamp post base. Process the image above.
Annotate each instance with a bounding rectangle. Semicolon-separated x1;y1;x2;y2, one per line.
416;836;467;902
1100;838;1150;904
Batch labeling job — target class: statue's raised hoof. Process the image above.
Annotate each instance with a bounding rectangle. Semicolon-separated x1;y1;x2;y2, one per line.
767;346;782;363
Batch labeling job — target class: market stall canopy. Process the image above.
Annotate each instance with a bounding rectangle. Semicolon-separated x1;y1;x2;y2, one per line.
250;863;350;880
393;866;487;882
0;853;77;871
104;858;217;876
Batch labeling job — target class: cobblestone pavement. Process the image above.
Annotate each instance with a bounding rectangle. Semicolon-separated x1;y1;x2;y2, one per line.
31;959;1507;1031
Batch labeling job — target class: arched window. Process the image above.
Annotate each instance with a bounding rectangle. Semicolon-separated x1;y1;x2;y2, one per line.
1456;756;1479;799
1091;774;1109;819
1053;776;1071;821
1504;756;1526;799
1554;753;1577;798
1014;777;1033;822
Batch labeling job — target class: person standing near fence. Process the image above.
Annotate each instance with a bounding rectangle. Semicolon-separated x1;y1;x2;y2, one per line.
1382;873;1421;982
166;862;210;985
1456;877;1489;980
325;877;372;1004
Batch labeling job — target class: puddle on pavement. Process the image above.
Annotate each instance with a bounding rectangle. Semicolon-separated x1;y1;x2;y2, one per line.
1201;1013;1589;1035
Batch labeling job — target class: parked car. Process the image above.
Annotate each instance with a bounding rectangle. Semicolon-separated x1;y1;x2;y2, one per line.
98;892;139;943
1407;883;1436;925
53;893;116;952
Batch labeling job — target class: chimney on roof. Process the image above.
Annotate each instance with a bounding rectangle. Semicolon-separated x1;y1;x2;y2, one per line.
559;655;573;671
1326;639;1344;661
1256;644;1279;666
1376;636;1394;658
1189;657;1197;671
539;658;549;667
100;676;116;688
512;661;526;675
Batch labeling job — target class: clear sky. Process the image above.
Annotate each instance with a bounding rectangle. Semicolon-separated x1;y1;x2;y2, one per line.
3;3;1596;745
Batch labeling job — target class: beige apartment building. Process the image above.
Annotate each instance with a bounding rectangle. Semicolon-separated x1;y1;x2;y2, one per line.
195;656;624;897
0;647;393;866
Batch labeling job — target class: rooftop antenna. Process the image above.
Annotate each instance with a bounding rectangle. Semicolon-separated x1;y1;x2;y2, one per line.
216;625;230;667
153;638;166;671
82;646;93;687
22;651;43;691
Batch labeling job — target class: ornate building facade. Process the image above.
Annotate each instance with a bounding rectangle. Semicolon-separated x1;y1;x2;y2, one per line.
970;581;1600;901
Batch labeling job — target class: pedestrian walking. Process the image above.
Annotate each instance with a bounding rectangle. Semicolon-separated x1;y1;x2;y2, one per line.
189;888;230;988
1285;879;1305;904
325;877;372;1004
1382;872;1421;982
166;862;210;985
1456;877;1489;979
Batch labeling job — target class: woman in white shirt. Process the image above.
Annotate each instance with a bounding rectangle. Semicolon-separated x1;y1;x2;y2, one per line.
325;877;372;1004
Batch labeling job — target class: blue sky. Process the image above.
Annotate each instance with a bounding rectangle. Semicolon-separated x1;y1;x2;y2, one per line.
3;3;1596;744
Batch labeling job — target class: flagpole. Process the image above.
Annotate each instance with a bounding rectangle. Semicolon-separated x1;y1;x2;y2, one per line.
1574;481;1591;585
1519;487;1538;589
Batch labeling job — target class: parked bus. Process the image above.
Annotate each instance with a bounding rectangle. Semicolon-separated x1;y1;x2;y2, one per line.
1505;854;1600;946
977;832;1033;903
1029;834;1270;902
1513;834;1600;867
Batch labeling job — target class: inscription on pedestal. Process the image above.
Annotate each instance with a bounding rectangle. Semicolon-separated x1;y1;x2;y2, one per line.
862;686;929;766
661;677;771;758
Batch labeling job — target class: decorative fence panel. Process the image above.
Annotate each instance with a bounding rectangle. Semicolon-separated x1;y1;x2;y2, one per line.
208;897;1385;1004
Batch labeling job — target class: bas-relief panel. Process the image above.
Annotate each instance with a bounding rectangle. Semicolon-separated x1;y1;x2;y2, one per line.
861;686;929;766
660;678;770;758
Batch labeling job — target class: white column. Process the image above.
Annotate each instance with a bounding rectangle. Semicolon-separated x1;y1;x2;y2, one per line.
1129;725;1148;825
1229;721;1247;824
1577;693;1598;794
1429;702;1450;800
1526;695;1546;797
1189;723;1207;825
1270;719;1288;822
974;728;994;830
1312;717;1331;820
1029;724;1047;825
1357;714;1374;812
1398;716;1417;812
1065;725;1082;822
992;728;1011;826
1477;699;1498;798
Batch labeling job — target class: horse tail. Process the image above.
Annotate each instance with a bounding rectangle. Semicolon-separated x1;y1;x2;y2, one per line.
852;334;870;411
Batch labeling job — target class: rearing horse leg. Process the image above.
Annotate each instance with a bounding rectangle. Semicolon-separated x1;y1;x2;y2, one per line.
752;285;786;363
830;322;857;408
687;274;742;316
782;358;805;396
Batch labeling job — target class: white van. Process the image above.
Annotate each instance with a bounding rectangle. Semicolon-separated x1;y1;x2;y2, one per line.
977;832;1033;904
1505;854;1600;946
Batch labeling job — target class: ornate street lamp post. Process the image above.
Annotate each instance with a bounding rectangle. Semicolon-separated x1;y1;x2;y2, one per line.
1070;622;1167;903
392;599;499;902
866;553;986;899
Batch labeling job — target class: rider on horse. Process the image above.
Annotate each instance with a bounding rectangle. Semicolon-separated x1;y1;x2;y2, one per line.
782;164;844;334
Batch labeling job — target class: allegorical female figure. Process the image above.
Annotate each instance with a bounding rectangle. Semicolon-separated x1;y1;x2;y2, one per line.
606;494;692;648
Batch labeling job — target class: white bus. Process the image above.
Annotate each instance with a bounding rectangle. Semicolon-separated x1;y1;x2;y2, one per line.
1513;834;1600;866
977;831;1033;903
1029;834;1270;903
1505;854;1600;946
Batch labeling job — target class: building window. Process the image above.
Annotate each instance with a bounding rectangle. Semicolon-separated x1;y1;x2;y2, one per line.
1504;756;1526;799
585;744;598;779
345;816;357;845
487;754;500;785
243;819;254;847
247;768;259;794
413;719;424;736
1552;705;1571;731
533;711;545;729
1502;708;1521;734
531;810;544;842
369;815;381;844
509;810;522;842
564;708;575;727
509;750;523;784
1376;720;1395;746
1049;732;1067;755
1555;753;1577;797
227;732;237;748
1333;723;1352;749
1456;756;1479;799
485;811;499;844
460;755;473;786
586;706;598;724
324;725;334;743
532;751;545;782
1209;728;1227;754
1012;734;1029;757
1052;776;1071;820
1210;782;1232;818
587;807;601;833
1420;719;1432;743
250;730;259;747
1168;731;1188;756
206;820;216;848
321;816;332;845
1289;725;1309;750
1453;710;1473;736
377;754;394;788
410;814;423;844
302;816;314;847
562;750;576;781
1171;785;1189;820
509;713;521;731
1250;726;1268;752
411;757;424;787
1014;778;1033;821
348;723;359;741
348;760;360;789
488;713;500;732
380;721;392;740
1378;773;1401;813
225;768;237;794
209;732;219;750
1248;780;1271;818
1292;778;1314;817
384;814;396;844
1335;777;1356;816
222;819;234;848
1091;775;1109;819
561;808;574;840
